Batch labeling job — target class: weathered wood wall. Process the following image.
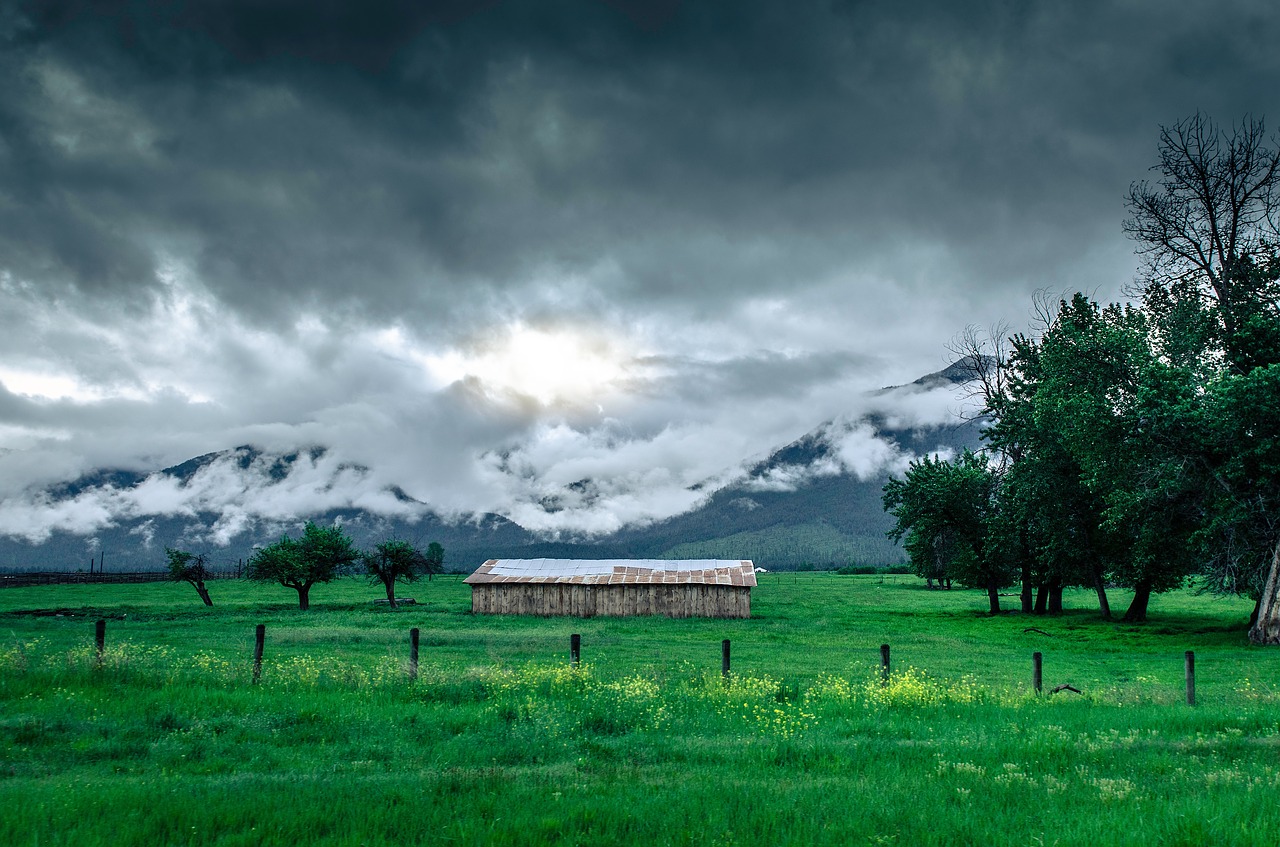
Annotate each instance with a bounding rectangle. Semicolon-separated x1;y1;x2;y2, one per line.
469;583;751;618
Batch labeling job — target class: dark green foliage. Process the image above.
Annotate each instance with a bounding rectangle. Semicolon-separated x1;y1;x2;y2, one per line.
164;547;214;606
891;117;1280;634
362;539;444;607
423;542;445;579
246;522;360;610
1029;296;1204;621
882;450;1016;613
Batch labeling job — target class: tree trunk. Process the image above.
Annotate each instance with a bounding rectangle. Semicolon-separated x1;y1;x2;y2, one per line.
1020;562;1033;613
297;583;312;611
384;579;398;609
986;580;1001;616
926;576;934;590
1048;582;1063;616
1034;582;1048;615
1092;566;1111;620
1248;539;1280;645
187;579;213;606
1123;581;1152;622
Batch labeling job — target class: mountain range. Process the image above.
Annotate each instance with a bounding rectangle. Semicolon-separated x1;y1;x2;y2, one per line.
0;364;984;572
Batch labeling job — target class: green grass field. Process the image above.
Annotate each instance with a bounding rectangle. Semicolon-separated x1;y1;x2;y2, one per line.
2;574;1278;846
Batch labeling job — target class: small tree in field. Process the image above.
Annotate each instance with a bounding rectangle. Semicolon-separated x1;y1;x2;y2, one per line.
165;547;214;606
363;540;427;608
423;541;445;580
246;522;360;610
882;450;1016;615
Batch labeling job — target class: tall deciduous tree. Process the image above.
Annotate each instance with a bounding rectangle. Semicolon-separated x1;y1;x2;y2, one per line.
1125;113;1280;639
246;522;359;610
1193;282;1280;643
887;116;1280;634
981;322;1117;618
1031;295;1206;622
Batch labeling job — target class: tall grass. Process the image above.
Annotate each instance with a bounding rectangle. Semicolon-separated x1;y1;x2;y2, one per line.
1;575;1278;845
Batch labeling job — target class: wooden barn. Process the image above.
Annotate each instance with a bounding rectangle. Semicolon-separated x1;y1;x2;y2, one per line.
464;558;756;618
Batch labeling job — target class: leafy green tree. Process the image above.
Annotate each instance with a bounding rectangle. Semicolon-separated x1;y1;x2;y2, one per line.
1125;114;1280;637
165;547;214;606
949;321;1120;618
979;331;1103;617
1199;362;1280;639
363;540;429;608
246;522;360;610
903;116;1280;633
883;450;1015;614
423;541;445;580
1030;295;1205;622
1185;261;1280;642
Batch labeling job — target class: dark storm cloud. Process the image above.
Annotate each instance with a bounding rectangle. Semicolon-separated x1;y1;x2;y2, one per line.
0;0;1277;536
10;0;1264;327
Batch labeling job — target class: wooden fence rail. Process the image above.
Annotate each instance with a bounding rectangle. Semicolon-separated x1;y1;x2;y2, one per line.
0;569;243;588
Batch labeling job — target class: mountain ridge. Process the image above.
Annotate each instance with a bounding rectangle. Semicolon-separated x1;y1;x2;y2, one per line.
0;366;983;571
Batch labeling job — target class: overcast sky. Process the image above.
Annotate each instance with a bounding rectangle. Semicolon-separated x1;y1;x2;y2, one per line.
1;0;1278;542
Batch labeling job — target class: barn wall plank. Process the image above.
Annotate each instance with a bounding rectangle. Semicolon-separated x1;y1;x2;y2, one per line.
468;584;752;618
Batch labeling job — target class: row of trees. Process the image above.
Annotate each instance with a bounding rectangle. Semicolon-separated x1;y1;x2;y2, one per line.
165;523;445;610
884;114;1280;644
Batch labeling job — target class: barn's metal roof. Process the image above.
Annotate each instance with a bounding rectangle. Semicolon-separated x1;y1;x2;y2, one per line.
464;558;757;587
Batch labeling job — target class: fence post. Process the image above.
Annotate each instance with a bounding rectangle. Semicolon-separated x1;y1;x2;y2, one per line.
880;643;890;686
721;639;731;679
570;633;581;668
1033;651;1043;695
409;628;420;682
252;624;265;684
94;619;106;665
1185;650;1196;706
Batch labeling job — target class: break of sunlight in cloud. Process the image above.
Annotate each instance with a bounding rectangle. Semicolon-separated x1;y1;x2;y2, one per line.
422;324;636;407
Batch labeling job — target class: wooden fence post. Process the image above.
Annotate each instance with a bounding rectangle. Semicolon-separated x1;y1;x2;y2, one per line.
721;639;731;679
1033;651;1043;695
1185;650;1196;706
94;619;106;665
570;633;581;667
252;624;265;684
409;628;420;682
880;643;890;685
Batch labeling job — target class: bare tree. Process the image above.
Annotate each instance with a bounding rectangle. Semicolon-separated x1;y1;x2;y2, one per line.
947;325;1009;431
1124;113;1280;337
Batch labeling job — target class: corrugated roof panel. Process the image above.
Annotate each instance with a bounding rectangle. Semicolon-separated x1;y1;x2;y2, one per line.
463;558;757;587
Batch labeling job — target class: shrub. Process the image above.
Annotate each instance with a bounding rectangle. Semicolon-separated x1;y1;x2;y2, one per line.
835;565;878;575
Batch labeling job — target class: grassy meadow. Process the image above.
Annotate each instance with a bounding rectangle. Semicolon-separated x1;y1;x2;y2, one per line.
1;573;1278;846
